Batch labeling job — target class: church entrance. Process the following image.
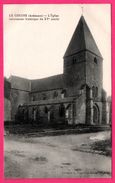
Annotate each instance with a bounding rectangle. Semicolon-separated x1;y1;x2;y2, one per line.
93;104;100;125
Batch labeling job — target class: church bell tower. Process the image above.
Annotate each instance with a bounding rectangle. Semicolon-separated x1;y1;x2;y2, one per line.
63;16;103;100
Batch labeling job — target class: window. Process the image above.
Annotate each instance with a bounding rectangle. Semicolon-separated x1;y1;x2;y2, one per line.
42;93;47;100
59;104;65;117
94;57;97;64
61;89;66;99
32;95;36;101
53;91;58;98
95;87;98;97
92;86;95;98
73;57;76;64
92;86;98;98
44;106;48;113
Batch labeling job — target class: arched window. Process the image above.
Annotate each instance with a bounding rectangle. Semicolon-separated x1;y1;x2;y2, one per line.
65;104;72;122
53;91;58;98
92;86;98;98
95;87;98;97
24;107;28;121
93;104;100;124
73;57;76;64
32;107;34;114
94;57;97;64
59;104;65;117
92;86;95;98
61;89;66;99
44;106;48;113
32;95;36;101
21;108;25;120
36;108;40;121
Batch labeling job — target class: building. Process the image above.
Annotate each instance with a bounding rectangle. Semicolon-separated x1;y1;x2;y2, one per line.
4;16;110;126
4;77;11;122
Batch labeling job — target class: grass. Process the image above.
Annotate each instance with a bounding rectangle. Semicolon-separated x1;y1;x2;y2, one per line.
91;139;111;156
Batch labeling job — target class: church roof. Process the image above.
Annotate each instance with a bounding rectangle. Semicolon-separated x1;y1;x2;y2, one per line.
9;75;31;91
31;74;65;92
7;74;65;92
64;16;102;58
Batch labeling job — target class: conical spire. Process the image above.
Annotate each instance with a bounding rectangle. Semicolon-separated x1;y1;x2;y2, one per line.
64;16;102;58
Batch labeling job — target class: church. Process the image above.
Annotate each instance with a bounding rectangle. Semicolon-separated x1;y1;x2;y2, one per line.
4;16;110;126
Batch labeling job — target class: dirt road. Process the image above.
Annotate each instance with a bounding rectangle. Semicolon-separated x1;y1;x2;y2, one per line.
4;131;111;178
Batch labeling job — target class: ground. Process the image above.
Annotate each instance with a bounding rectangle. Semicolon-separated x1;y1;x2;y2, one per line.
4;131;111;178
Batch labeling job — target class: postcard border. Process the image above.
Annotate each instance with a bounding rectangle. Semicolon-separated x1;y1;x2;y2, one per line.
0;0;114;183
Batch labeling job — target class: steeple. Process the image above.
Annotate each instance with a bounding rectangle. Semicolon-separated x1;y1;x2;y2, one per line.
64;16;102;58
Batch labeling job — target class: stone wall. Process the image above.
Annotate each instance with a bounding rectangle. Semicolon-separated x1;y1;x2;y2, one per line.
64;52;86;90
74;90;86;124
4;78;11;99
4;78;11;121
8;76;31;120
11;89;29;120
9;75;31;91
30;88;65;101
4;98;11;121
86;51;103;100
17;101;75;125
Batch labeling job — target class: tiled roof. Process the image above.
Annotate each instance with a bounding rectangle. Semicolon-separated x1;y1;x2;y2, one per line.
31;74;65;92
64;16;102;58
9;75;31;91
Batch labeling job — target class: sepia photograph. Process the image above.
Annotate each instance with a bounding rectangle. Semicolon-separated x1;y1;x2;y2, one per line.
4;4;112;178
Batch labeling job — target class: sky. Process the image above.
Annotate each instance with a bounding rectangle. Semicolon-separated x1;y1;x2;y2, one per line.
4;4;111;96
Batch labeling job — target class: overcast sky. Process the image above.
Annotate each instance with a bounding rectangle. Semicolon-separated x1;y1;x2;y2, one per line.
4;4;111;96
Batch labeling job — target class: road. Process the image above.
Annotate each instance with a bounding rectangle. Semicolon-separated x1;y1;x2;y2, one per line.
4;131;111;178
